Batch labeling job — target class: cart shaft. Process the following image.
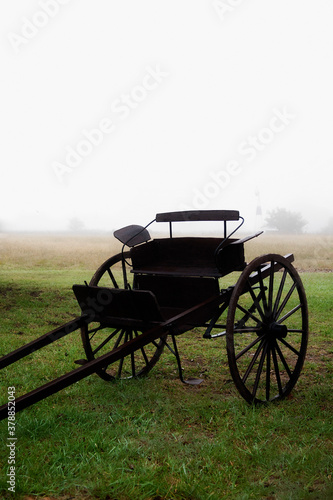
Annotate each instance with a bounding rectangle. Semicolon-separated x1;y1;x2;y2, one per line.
0;295;221;421
0;316;87;370
0;322;164;420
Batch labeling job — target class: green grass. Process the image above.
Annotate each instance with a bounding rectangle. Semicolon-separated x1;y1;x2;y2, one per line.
0;259;332;499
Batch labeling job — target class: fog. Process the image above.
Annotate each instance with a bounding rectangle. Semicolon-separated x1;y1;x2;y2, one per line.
1;1;332;235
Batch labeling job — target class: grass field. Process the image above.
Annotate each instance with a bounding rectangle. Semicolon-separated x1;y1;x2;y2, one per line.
0;233;332;500
0;232;332;272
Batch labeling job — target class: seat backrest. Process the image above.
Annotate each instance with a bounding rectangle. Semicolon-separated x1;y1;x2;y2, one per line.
156;210;240;239
130;236;245;278
131;237;222;276
155;210;239;222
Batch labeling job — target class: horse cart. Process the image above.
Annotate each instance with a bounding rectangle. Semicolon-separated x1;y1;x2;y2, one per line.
0;210;308;420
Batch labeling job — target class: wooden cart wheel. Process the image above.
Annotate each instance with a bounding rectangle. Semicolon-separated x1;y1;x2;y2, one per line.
226;254;308;404
80;252;165;381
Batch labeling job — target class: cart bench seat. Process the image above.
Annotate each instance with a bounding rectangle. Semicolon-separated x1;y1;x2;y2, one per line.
130;237;245;278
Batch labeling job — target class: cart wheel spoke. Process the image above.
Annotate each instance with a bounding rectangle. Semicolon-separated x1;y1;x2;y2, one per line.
278;336;301;357
117;341;126;377
268;263;275;316
113;329;125;350
80;252;165;381
275;282;298;320
235;303;262;326
227;254;308;404
91;328;121;356
241;338;264;384
278;303;302;324
140;347;150;366
88;325;103;342
235;335;264;361
107;268;119;288
271;343;283;396
128;330;136;377
251;340;268;399
272;268;288;318
274;340;292;378
266;343;271;401
134;330;150;367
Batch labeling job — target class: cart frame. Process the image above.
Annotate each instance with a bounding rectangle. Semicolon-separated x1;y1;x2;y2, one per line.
0;210;308;419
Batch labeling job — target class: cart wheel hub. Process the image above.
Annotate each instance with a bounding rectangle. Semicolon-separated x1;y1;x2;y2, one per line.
268;321;288;339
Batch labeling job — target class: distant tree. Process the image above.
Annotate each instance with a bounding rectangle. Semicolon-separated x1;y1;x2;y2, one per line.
265;208;307;234
68;217;85;232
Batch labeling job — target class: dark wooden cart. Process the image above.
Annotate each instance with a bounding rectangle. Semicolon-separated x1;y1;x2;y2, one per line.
0;210;308;420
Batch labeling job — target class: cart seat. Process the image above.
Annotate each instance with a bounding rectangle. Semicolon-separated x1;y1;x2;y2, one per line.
73;284;164;328
130;237;245;278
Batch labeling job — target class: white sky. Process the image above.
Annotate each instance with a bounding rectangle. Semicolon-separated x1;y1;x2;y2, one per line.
0;0;332;233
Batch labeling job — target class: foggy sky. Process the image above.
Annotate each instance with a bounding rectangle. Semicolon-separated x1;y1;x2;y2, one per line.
1;1;332;233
